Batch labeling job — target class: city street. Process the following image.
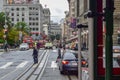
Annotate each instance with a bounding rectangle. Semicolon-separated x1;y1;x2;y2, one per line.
0;49;78;80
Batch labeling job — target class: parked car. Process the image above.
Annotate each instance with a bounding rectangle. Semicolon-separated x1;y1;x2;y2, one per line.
19;43;29;50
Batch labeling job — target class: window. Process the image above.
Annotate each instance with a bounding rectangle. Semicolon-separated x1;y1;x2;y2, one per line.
36;17;38;20
17;18;19;21
36;28;38;31
11;18;14;21
11;13;14;16
22;8;25;11
22;18;24;21
36;13;38;15
36;34;38;36
36;8;38;10
22;13;24;16
16;8;19;11
36;23;38;25
33;28;35;31
12;23;14;26
29;7;32;10
29;23;31;25
17;13;19;16
33;23;35;25
11;8;14;11
29;17;31;20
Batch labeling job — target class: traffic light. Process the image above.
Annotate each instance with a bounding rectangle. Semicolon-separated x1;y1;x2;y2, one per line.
77;24;88;28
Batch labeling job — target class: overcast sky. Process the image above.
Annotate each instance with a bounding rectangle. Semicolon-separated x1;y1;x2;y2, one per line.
40;0;69;23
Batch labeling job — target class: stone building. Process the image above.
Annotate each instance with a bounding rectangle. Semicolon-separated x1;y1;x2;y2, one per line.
3;0;47;40
67;0;120;45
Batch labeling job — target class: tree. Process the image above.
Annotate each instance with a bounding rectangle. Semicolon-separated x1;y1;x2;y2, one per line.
0;12;12;30
49;35;55;41
0;12;5;30
0;12;12;43
55;34;61;40
14;21;30;36
7;27;19;45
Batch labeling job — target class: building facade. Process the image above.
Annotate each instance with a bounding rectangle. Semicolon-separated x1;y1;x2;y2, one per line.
67;0;120;46
43;8;51;35
0;0;4;12
3;0;45;40
50;21;61;36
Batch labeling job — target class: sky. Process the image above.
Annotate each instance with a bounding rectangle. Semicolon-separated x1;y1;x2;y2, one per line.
40;0;69;23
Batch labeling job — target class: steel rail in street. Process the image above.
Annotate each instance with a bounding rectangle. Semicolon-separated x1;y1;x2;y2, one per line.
14;50;48;80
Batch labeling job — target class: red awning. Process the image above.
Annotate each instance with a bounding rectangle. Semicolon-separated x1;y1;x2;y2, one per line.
30;32;40;34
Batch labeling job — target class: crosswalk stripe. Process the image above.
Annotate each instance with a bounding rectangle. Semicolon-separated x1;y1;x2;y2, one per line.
51;61;58;68
16;61;28;68
0;62;13;69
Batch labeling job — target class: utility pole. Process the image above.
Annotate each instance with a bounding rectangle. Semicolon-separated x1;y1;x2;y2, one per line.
105;0;114;80
87;0;97;80
76;0;82;80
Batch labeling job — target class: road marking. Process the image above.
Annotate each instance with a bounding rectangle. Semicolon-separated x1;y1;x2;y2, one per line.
0;62;13;69
51;61;58;70
16;61;28;68
0;52;4;55
39;62;44;68
53;50;57;52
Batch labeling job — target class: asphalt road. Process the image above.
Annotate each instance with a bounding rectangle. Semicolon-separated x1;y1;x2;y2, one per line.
40;49;78;80
0;49;78;80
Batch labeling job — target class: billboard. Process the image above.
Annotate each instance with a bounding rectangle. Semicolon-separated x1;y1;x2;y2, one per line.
8;0;13;4
8;0;39;4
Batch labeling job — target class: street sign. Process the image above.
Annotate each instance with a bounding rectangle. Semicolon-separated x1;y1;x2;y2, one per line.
3;35;6;38
4;24;8;29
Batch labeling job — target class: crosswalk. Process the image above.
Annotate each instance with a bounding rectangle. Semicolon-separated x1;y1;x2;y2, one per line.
0;61;30;69
0;60;58;69
0;62;13;69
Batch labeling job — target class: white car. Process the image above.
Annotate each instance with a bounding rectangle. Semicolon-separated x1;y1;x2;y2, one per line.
45;42;53;49
19;43;29;50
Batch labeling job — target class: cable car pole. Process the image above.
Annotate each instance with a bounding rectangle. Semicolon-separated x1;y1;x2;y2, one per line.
87;0;97;80
105;0;114;80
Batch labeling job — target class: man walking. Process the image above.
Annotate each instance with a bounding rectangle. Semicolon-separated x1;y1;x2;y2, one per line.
32;47;38;64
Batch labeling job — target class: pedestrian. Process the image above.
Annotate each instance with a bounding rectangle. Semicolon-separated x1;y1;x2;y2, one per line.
32;47;38;64
4;43;8;52
56;45;61;62
37;42;41;50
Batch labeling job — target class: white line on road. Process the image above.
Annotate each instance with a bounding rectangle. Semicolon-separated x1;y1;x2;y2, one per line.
0;52;4;55
51;61;58;70
0;62;13;69
16;61;28;68
39;62;44;68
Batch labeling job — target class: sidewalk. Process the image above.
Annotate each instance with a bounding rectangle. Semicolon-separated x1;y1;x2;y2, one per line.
0;48;18;52
0;49;4;52
0;49;4;55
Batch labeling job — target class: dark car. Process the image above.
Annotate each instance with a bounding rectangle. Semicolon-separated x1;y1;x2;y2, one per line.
58;51;78;74
57;50;88;74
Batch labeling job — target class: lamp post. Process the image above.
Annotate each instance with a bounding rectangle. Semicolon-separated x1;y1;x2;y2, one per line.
19;25;22;44
63;11;68;50
4;7;10;51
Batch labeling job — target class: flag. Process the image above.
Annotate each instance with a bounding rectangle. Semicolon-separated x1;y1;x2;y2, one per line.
70;17;76;28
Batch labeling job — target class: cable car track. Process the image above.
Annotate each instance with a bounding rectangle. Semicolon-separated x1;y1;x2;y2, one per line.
67;74;78;80
14;50;49;80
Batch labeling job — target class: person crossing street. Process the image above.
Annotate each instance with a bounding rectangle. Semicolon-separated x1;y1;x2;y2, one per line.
32;46;38;64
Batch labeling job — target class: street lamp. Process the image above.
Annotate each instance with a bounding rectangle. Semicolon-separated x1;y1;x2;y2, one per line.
19;25;22;44
62;11;68;49
3;7;10;50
